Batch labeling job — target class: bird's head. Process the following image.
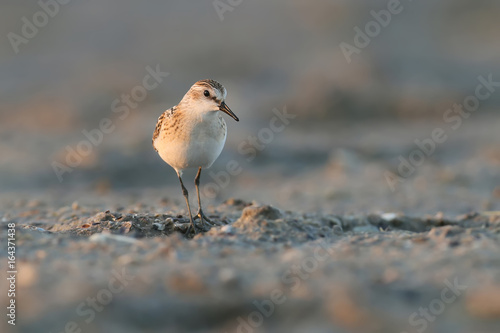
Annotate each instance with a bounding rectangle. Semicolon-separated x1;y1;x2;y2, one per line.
181;79;239;121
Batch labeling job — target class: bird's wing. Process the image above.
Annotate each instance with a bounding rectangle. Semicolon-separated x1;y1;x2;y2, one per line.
152;106;176;152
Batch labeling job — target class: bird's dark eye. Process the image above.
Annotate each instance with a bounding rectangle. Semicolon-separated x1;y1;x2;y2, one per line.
204;90;210;97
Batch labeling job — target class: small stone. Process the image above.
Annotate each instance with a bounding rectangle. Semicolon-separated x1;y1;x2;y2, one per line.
435;212;444;220
153;223;165;231
71;201;79;210
239;205;282;222
220;225;235;234
322;215;343;228
333;225;343;235
381;213;398;221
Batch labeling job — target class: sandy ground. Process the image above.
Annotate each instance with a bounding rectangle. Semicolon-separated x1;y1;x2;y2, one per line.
1;196;500;333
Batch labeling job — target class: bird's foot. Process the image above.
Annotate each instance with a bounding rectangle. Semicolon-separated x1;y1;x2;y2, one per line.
184;224;196;237
194;209;222;227
184;217;200;237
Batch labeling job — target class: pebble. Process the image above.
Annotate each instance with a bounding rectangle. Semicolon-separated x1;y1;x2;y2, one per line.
381;212;398;221
238;205;283;222
333;225;343;235
220;225;235;234
153;223;165;231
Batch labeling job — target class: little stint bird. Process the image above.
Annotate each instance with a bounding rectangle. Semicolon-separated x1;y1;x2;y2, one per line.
152;79;239;234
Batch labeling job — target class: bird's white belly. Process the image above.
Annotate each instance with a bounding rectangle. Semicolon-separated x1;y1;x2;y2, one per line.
157;128;226;172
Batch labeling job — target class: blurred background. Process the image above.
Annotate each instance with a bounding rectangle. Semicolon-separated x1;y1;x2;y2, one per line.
1;0;499;215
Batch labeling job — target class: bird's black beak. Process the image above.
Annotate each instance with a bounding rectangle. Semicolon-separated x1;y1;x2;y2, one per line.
219;101;239;122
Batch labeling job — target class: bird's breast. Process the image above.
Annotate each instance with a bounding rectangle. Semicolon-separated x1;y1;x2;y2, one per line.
155;113;227;170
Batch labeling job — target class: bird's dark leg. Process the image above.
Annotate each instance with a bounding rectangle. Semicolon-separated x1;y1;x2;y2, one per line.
177;171;196;235
194;167;219;226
